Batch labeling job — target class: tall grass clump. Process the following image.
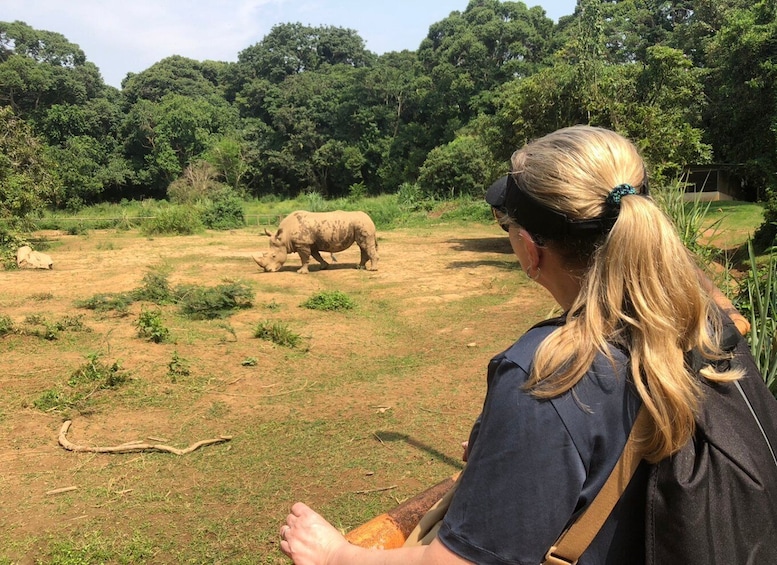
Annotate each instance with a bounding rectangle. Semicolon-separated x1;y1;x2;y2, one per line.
141;205;203;235
741;241;777;395
653;179;722;266
253;320;302;348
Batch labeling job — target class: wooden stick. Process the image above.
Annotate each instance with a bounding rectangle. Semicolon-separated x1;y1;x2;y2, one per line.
46;486;78;495
58;421;232;455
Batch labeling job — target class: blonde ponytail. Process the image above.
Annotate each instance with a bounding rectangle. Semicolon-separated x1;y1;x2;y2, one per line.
511;126;739;462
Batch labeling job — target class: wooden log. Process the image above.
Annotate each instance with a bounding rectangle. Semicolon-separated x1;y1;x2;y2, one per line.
345;472;459;549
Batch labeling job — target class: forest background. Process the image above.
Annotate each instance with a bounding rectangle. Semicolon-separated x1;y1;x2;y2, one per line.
2;1;777;561
2;0;777;241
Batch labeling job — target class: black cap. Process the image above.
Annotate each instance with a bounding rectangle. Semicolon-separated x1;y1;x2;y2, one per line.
485;176;509;212
484;174;617;239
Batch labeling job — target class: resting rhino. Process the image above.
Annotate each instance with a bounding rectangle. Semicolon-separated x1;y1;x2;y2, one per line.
252;210;379;274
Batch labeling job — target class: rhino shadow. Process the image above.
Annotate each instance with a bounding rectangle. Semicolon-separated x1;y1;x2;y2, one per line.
373;431;465;471
262;260;359;273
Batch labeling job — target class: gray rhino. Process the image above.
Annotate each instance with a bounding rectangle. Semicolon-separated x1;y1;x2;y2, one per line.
252;210;379;274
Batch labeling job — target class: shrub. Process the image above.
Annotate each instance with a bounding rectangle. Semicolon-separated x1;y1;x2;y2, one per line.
200;188;245;230
653;179;720;264
418;135;500;199
133;267;174;304
301;290;355;311
740;242;777;396
176;280;254;319
142;205;203;235
0;229;30;270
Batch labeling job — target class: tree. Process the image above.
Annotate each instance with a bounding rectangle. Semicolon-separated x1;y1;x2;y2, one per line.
203;137;249;192
122;94;239;196
416;0;555;126
0;106;61;223
121;55;226;107
705;0;777;202
234;23;372;85
0;21;105;116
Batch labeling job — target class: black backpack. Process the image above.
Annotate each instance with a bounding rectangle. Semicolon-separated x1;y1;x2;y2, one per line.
646;321;777;564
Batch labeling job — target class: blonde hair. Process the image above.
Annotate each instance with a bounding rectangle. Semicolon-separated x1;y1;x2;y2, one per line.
512;125;738;462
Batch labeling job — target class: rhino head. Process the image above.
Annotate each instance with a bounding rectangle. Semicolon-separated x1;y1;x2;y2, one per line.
253;228;288;272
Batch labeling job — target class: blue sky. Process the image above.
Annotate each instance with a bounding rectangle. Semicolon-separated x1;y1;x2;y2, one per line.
4;0;578;89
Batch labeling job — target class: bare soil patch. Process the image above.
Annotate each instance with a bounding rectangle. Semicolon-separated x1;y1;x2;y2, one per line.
0;223;555;563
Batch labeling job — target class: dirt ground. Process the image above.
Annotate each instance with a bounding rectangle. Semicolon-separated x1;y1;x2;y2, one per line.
0;222;556;563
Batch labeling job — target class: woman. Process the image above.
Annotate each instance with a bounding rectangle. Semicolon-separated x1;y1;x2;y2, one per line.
279;126;743;565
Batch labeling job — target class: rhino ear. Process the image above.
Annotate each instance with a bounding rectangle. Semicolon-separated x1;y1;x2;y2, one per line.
263;228;273;238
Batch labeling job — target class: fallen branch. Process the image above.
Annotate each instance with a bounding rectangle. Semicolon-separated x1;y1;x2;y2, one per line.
58;420;232;455
355;485;397;495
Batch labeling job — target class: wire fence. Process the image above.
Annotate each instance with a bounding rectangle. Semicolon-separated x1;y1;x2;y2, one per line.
2;215;286;228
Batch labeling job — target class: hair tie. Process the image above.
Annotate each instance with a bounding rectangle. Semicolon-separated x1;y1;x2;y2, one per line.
606;184;636;207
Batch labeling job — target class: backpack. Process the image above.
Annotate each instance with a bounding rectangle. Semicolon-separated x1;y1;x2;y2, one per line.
645;320;777;564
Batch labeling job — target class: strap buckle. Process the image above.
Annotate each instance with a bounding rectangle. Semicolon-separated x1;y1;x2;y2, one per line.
544;546;577;565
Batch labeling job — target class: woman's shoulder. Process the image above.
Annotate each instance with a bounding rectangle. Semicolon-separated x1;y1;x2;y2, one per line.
491;317;564;371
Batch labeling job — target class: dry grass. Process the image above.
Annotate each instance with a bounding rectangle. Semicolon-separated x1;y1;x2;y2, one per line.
0;223;553;564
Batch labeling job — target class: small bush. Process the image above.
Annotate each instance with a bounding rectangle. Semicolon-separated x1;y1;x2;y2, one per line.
133;267;174;304
200;189;245;230
301;290;355;311
135;308;170;343
253;320;302;348
348;182;368;201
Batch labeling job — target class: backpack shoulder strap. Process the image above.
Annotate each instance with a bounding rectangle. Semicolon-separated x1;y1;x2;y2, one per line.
543;405;649;565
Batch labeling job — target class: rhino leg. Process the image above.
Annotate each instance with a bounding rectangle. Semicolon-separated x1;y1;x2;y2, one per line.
296;249;312;274
311;250;330;270
358;240;379;271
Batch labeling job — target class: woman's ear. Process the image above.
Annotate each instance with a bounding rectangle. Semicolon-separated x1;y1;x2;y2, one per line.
519;229;542;270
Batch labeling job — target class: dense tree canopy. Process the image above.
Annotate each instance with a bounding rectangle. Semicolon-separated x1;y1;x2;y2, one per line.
1;0;776;237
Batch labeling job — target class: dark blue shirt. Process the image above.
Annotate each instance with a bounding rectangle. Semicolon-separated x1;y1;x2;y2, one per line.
437;322;647;565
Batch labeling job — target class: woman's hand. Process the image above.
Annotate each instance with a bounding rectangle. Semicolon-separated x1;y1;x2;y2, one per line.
280;502;350;565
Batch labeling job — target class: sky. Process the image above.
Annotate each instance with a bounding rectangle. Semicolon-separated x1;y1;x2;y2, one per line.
3;0;578;89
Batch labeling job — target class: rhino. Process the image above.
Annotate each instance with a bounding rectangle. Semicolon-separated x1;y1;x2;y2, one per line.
252;210;379;274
